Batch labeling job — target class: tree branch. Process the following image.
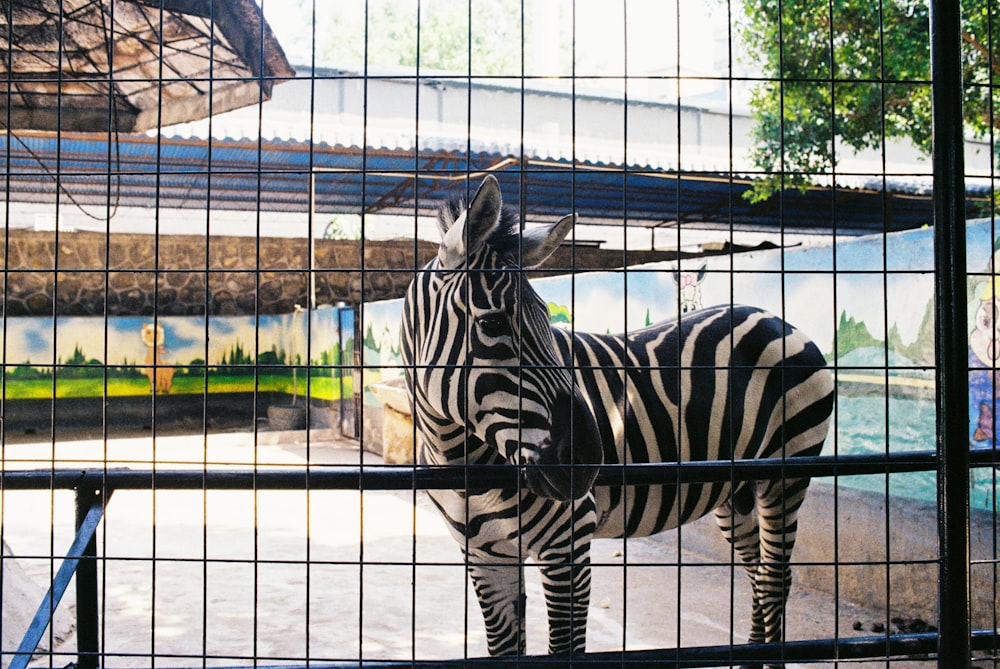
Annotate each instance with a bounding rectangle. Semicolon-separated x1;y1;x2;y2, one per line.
962;30;1000;77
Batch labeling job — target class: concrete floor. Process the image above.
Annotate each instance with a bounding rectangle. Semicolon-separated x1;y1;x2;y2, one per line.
2;432;940;668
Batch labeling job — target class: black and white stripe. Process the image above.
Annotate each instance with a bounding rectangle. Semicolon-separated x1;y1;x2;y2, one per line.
401;176;835;663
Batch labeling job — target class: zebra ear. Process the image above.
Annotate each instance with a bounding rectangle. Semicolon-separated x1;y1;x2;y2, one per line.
438;175;503;269
520;213;575;269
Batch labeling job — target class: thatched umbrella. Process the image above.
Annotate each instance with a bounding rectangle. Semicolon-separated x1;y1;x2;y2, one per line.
1;0;295;132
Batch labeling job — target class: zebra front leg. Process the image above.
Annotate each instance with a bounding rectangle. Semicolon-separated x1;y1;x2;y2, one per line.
536;538;593;655
466;555;527;655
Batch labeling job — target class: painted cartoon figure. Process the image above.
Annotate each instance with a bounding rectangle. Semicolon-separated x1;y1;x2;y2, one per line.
969;246;1000;444
141;322;175;394
671;262;707;314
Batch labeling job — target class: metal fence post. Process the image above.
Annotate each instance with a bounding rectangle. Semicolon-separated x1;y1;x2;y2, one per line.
930;0;972;667
75;485;102;669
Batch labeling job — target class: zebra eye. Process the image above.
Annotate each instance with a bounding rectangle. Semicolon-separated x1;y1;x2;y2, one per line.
477;313;510;338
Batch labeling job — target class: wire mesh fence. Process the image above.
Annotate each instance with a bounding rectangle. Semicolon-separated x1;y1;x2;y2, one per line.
0;0;996;667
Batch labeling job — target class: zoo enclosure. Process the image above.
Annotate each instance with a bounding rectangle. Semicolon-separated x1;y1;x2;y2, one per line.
0;0;994;667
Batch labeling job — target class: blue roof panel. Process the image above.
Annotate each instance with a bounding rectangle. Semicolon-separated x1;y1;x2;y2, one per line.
1;131;979;235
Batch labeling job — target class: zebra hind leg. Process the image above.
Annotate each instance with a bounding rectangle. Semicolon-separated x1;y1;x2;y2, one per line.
715;478;812;669
714;483;777;669
753;476;811;645
713;483;764;639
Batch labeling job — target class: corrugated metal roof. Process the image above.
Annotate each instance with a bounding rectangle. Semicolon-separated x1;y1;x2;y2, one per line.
1;130;983;234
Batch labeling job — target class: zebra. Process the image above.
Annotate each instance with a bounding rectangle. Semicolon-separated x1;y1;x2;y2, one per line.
400;175;835;664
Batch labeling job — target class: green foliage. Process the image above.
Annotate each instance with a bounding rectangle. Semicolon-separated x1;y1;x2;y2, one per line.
738;0;998;202
57;343;105;378
836;304;934;365
258;346;285;367
897;299;936;366
8;363;50;380
4;371;347;401
217;341;256;376
323;0;528;75
115;358;148;379
836;311;881;358
323;216;361;241
364;323;379;352
547;302;572;325
65;344;88;366
176;358;206;377
2;330;354;399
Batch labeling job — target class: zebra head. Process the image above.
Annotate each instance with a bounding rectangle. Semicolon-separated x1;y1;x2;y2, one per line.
402;175;603;501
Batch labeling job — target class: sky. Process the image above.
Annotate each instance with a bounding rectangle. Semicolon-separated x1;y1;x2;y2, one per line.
259;0;730;85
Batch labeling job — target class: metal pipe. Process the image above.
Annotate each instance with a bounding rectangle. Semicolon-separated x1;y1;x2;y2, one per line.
3;448;997;492
930;1;972;666
112;629;1000;668
74;485;103;669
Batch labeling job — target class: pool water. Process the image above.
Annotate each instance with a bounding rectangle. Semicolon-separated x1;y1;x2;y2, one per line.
828;395;998;512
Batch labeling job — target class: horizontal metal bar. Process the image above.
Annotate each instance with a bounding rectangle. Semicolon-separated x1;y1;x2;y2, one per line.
2;448;993;492
10;488;108;669
109;629;1000;668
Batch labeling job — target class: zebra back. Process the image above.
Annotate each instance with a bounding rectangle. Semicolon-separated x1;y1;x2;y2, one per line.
552;303;835;539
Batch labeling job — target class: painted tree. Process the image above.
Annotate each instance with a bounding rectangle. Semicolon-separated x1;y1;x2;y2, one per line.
737;0;999;202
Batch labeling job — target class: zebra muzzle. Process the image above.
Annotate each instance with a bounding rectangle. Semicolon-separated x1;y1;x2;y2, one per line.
521;391;603;501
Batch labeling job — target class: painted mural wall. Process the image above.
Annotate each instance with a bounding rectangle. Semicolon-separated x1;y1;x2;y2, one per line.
362;218;1000;511
0;305;354;403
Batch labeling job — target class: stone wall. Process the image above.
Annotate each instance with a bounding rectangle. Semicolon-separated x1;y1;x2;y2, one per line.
0;229;680;316
0;230;437;316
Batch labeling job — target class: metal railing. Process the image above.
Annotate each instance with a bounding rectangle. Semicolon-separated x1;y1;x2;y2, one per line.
5;446;999;668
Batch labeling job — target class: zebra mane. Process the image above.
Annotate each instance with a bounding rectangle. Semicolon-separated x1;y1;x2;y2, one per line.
438;196;523;265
